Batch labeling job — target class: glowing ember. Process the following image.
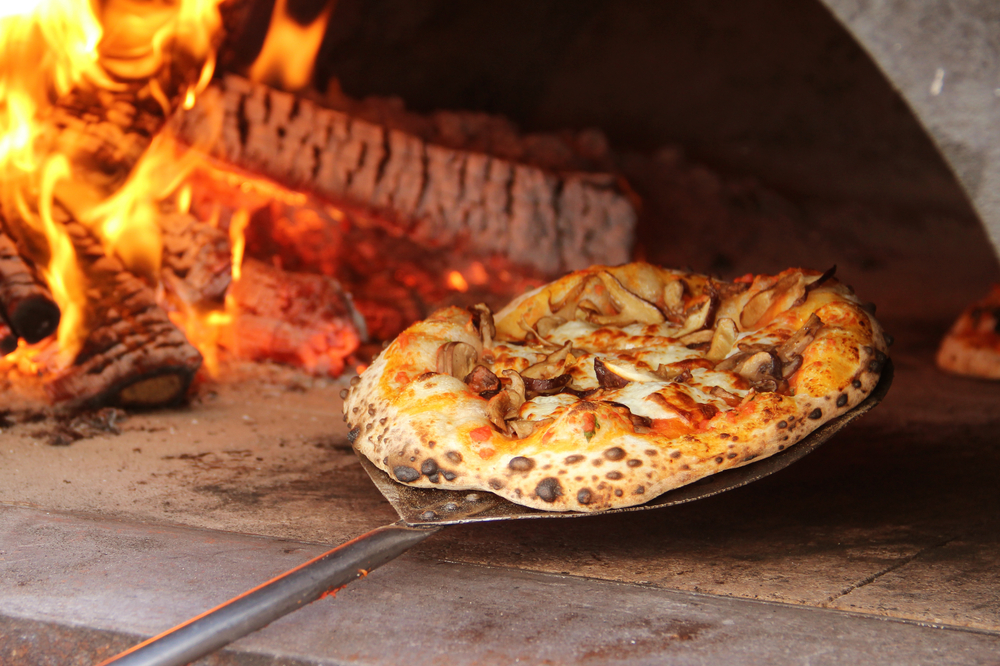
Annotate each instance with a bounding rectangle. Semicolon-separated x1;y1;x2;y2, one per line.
446;270;469;292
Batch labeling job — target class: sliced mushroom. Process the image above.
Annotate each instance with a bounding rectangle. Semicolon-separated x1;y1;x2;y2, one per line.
740;273;805;330
501;369;526;402
587;271;665;327
654;364;692;384
731;350;789;392
523;373;572;396
776;313;824;363
486;390;522;435
805;265;837;293
575;299;602;322
595;357;631;389
486;370;527;435
535;315;567;338
522;342;572;380
437;341;478;379
679;329;715;346
508;418;552;439
465;364;500;394
675;295;716;337
706;317;738;362
629;412;653;432
549;276;592;320
601;358;662;382
468;303;496;348
663;279;686;316
518;316;563;350
714;350;752;373
709;386;742;408
780;354;803;379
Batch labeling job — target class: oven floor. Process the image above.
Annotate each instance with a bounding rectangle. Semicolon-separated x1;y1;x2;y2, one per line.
1;312;999;662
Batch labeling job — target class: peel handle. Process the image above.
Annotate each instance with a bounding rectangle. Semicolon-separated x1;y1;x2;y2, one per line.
99;522;440;666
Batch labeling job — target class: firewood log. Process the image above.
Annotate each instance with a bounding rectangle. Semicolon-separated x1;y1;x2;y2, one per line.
159;211;232;307
0;319;16;356
219;258;365;376
177;74;636;274
0;222;61;345
44;211;202;409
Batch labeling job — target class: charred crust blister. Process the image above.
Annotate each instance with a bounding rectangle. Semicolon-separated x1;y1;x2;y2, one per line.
535;477;563;502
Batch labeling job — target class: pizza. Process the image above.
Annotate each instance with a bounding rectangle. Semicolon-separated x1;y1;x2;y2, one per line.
936;285;1000;379
343;263;889;512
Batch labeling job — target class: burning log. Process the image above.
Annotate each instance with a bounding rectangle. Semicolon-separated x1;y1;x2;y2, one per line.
177;74;636;274
0;319;16;356
0;224;60;345
159;211;232;307
45;213;202;409
42;84;167;195
219;258;365;376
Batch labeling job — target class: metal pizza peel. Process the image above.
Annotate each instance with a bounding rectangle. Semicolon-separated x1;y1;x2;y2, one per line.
100;362;892;666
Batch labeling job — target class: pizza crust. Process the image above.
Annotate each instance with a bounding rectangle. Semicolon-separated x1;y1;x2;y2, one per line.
344;263;889;512
936;285;1000;379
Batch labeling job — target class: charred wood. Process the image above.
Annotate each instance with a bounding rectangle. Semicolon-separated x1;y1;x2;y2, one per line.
177;74;636;274
159;211;232;307
0;224;60;345
40;84;168;197
45;212;202;409
219;258;365;376
0;319;16;356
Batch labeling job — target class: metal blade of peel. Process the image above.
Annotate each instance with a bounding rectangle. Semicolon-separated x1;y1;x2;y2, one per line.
359;361;893;527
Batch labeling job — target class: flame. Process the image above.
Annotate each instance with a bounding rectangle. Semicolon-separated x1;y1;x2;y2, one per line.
248;0;332;91
163;204;250;378
0;0;223;370
0;0;110;180
228;208;250;281
167;295;233;378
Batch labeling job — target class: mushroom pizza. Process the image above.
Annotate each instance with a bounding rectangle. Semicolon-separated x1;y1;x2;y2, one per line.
343;263;890;512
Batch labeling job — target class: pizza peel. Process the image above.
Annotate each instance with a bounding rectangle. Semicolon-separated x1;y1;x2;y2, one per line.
100;362;892;666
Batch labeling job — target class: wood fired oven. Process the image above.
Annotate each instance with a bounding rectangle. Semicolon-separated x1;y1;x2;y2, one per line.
0;1;998;663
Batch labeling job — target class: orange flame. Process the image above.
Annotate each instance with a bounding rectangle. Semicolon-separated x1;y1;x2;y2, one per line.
0;0;224;368
249;0;333;91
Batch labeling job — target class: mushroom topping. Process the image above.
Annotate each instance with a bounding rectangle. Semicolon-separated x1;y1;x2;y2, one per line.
523;373;572;396
535;315;567;338
486;370;527;435
548;276;591;320
654;364;693;384
679;329;715;346
803;265;837;297
740;273;806;330
662;279;686;318
776;313;823;363
437;341;478;379
508;418;552;439
601;358;663;382
706;317;738;362
780;354;803;379
595;357;631;389
709;386;742;408
588;271;666;327
675;295;716;337
465;364;500;394
729;350;788;393
522;342;572;380
468;303;496;349
518;316;563;349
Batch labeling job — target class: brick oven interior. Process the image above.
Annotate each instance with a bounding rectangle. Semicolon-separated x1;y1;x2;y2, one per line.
2;1;1000;663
